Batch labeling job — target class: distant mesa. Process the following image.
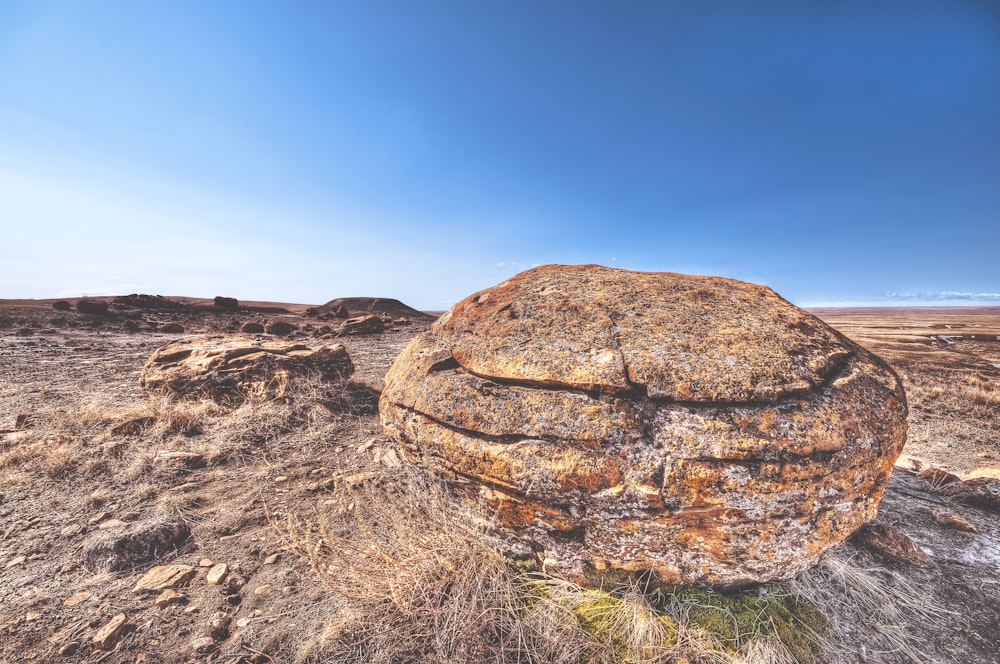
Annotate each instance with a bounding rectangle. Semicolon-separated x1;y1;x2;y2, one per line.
309;297;435;322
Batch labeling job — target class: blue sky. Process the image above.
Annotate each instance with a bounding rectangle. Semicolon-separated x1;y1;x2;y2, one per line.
1;1;998;309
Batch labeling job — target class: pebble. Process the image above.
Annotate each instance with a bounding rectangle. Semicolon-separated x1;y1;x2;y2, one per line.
133;564;196;594
262;554;279;565
58;642;80;656
88;512;110;525
154;589;186;608
97;518;127;530
206;562;228;585
274;475;288;483
190;636;216;654
92;613;127;650
253;584;270;596
60;523;83;537
63;591;91;607
199;558;214;567
208;612;231;636
5;555;26;568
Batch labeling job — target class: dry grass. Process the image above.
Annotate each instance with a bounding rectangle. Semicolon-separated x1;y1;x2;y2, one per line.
281;463;880;664
788;551;954;664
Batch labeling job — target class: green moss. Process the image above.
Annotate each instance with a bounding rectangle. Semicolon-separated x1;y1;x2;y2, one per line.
676;587;827;663
574;591;679;660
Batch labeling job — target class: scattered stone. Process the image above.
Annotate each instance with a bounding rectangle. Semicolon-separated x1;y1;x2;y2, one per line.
83;516;190;572
154;589;186;608
5;555;25;568
918;467;962;487
77;299;109;315
206;562;229;585
241;322;265;334
58;642;80;656
236;617;252;629
133;564;197;594
60;523;83;537
190;636;217;654
88;512;110;525
855;523;935;567
111;294;188;311
63;591;92;606
98;519;127;530
92;613;127;650
140;335;354;402
207;612;231;637
199;558;214;567
225;574;245;592
262;554;279;565
941;477;1000;513
338;314;385;336
214;296;239;310
253;584;271;596
183;605;200;614
380;264;908;585
274;475;288;483
265;321;297;336
160;323;185;334
52;300;72;311
931;508;978;533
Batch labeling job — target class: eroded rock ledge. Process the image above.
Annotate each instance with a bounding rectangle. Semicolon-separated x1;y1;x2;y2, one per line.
379;265;907;586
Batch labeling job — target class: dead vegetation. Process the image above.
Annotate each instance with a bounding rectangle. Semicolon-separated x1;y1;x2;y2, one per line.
0;306;998;662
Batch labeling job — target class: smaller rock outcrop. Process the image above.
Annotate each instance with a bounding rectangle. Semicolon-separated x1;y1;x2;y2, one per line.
265;321;297;336
140;335;354;401
338;314;385;336
213;296;239;310
77;299;109;315
82;517;190;572
52;300;71;311
241;322;265;334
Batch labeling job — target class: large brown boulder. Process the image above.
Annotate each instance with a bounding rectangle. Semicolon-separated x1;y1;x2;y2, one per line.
338;314;385;336
379;264;908;586
141;335;354;402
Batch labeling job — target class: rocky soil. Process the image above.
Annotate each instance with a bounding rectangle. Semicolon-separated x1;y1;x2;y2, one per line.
0;298;997;663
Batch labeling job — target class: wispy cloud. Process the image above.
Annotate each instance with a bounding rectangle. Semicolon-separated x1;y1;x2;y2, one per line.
883;291;1000;302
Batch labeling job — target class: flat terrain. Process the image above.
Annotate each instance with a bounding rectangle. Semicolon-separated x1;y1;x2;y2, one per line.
0;300;997;663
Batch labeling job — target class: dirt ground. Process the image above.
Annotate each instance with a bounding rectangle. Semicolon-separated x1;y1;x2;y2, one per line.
0;300;997;663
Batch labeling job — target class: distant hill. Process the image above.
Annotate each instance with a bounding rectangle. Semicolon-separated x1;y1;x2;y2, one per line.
314;297;437;320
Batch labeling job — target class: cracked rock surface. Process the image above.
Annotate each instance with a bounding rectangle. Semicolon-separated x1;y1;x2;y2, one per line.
379;264;908;586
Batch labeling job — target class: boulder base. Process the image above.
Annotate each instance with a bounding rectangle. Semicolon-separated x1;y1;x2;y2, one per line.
141;335;354;401
380;264;907;586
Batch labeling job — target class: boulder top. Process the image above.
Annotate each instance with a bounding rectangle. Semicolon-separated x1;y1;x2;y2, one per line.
433;264;856;402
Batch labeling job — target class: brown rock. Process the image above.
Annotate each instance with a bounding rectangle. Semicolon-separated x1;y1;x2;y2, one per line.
52;300;72;311
208;611;231;637
214;296;239;310
265;320;297;336
205;562;228;585
133;564;196;593
82;516;190;572
380;265;908;585
190;636;217;654
58;642;80;656
154;589;186;608
77;299;109;315
63;591;92;606
931;508;978;533
855;523;935;567
92;613;127;650
160;323;185;334
338;314;385;335
941;477;1000;513
241;322;265;334
139;335;354;402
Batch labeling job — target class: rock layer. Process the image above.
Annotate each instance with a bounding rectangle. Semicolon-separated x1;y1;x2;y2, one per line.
379;264;908;586
141;335;354;402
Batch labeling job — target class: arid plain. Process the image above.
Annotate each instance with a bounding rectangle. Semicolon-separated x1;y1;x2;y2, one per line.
0;296;997;663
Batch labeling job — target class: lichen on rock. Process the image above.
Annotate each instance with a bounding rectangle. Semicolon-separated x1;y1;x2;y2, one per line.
379;264;908;586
